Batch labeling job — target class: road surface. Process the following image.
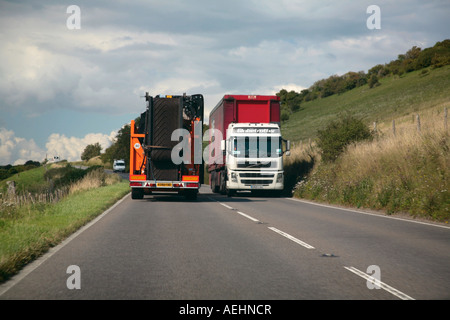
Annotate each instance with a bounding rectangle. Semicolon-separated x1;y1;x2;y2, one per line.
1;185;449;300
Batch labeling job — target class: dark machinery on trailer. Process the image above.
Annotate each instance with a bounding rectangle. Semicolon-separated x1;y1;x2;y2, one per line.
129;93;204;200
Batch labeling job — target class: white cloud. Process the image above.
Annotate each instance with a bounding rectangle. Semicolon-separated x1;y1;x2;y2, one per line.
0;127;116;165
45;131;117;162
272;84;307;93
0;127;46;165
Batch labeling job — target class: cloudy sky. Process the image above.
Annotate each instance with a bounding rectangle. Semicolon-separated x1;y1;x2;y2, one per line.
0;0;449;165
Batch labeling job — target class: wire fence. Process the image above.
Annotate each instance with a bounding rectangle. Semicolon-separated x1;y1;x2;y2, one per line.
0;185;69;208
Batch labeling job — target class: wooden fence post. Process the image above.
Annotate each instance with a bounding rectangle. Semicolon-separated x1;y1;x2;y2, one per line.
416;114;421;133
392;120;396;136
445;107;448;131
6;181;16;201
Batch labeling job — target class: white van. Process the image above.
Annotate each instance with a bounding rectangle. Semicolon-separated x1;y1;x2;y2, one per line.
113;159;126;172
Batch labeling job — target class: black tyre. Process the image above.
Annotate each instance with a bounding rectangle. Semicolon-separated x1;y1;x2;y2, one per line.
219;172;226;195
131;188;144;199
211;171;219;193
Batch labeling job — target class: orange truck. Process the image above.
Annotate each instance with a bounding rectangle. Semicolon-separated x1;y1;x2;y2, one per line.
129;93;204;200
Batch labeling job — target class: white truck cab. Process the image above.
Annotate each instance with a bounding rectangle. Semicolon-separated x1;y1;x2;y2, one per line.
221;123;289;194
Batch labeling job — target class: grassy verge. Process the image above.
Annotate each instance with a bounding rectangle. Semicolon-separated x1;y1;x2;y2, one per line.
292;110;449;222
0;171;130;283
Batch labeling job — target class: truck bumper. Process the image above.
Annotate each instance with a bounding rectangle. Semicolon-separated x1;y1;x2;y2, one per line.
226;171;284;191
129;180;200;191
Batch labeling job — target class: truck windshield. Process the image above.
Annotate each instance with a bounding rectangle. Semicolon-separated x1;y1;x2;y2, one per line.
232;136;282;158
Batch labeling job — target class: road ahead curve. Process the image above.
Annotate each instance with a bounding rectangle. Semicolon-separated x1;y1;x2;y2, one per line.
1;185;449;300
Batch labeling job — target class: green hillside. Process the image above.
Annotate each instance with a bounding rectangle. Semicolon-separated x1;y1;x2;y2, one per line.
281;65;450;142
0;166;49;194
281;62;449;221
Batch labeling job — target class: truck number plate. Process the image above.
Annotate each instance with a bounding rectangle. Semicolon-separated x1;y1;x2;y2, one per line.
251;185;263;189
157;183;172;187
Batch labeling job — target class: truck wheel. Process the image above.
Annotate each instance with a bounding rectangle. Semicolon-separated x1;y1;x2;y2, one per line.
219;173;226;195
211;171;218;193
131;188;144;199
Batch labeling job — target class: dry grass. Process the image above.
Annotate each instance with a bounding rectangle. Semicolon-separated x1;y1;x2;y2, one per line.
294;108;449;221
69;168;122;194
86;156;104;166
343;107;448;185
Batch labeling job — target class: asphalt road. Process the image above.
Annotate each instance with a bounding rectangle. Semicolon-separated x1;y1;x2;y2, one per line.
1;185;449;300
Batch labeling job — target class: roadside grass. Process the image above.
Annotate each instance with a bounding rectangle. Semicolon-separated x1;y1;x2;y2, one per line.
0;169;129;283
293;110;449;222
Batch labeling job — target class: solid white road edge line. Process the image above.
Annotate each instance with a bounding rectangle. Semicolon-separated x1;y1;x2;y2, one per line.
344;266;415;300
268;227;315;249
286;197;450;230
0;192;131;297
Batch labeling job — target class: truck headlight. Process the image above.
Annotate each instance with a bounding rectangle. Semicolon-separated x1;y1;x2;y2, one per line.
276;172;283;183
230;172;238;183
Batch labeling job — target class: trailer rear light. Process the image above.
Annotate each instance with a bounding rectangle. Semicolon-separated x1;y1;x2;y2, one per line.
182;175;199;182
185;183;198;188
130;182;142;187
173;183;183;188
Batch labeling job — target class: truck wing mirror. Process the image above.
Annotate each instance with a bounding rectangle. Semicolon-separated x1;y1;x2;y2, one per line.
283;139;291;156
221;140;226;151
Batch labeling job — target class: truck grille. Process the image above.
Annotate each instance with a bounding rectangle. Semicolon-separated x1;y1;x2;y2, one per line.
241;179;273;185
237;161;273;168
240;173;275;178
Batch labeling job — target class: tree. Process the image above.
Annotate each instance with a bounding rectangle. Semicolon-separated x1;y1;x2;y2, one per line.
101;124;131;165
81;142;102;161
277;89;302;113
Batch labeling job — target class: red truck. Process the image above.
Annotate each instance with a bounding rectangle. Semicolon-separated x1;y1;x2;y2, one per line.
208;95;290;196
129;93;204;200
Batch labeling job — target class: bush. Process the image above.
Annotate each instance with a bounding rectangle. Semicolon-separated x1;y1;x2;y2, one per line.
317;115;373;162
81;143;102;161
281;112;290;122
43;164;88;189
368;74;380;88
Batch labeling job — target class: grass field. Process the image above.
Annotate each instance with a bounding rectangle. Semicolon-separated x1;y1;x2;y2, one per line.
281;65;450;142
0;166;129;283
